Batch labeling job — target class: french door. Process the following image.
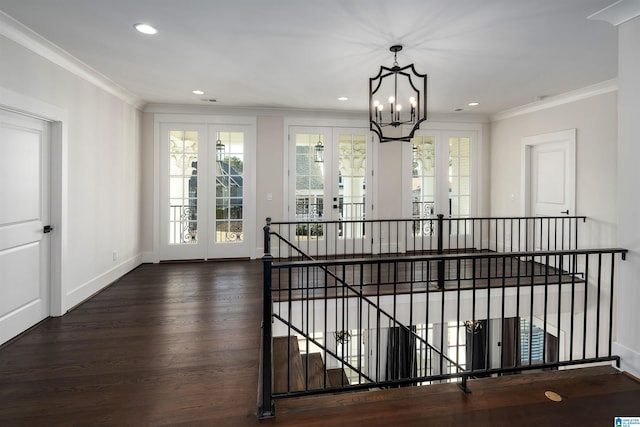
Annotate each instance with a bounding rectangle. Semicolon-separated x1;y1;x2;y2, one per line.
406;129;476;249
159;122;255;260
288;126;373;256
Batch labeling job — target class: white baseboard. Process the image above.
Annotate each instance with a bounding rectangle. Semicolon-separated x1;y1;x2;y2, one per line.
65;253;143;312
613;341;640;378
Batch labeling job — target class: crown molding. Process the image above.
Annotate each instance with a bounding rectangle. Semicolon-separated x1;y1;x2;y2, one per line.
588;0;640;26
0;11;146;110
143;103;369;121
491;78;618;122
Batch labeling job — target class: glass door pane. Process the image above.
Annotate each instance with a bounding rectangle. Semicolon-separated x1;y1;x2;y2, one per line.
448;135;471;237
335;130;371;254
449;136;471;218
208;123;255;259
295;132;326;241
337;132;366;232
215;131;244;243
168;130;199;245
412;136;436;233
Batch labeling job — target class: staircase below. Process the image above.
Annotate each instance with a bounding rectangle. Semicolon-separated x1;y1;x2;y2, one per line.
273;337;351;394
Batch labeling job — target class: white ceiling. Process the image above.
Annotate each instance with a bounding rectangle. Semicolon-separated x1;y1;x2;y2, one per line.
0;0;618;116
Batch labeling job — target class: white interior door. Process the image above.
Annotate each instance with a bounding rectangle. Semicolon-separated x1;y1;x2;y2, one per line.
531;143;575;217
0;109;50;345
523;129;576;251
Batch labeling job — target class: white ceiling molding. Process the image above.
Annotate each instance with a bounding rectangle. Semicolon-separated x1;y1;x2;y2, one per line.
491;78;618;122
143;103;368;121
588;0;640;26
0;11;145;110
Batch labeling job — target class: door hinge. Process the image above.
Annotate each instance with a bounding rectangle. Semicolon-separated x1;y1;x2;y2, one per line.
43;225;54;233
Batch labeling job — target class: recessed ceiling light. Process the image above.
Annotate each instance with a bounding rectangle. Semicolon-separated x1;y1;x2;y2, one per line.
455;108;464;112
134;23;157;35
468;102;479;106
338;96;349;101
192;90;204;95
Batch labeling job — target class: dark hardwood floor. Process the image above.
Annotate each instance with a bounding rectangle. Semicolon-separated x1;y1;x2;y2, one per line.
273;256;583;301
1;260;638;426
0;261;265;426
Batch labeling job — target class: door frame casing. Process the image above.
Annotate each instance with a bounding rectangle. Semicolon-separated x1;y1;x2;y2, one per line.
1;86;65;317
521;128;576;217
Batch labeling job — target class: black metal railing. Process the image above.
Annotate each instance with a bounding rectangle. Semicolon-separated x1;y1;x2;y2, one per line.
258;218;626;419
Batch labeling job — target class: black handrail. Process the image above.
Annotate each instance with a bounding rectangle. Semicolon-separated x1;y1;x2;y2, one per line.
268;215;588;225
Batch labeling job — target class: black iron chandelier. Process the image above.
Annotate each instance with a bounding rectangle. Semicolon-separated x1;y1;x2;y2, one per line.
369;45;427;142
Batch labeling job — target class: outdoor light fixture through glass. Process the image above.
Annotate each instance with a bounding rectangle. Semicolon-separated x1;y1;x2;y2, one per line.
216;139;225;162
369;45;427;142
314;136;324;163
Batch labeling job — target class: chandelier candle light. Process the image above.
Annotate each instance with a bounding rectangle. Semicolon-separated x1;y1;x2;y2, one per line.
369;45;427;142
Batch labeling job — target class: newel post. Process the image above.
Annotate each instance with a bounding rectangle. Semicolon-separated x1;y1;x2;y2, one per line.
259;218;275;419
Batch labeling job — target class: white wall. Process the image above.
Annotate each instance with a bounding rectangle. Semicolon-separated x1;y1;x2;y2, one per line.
0;34;143;313
490;91;618;249
614;14;640;377
256;115;286;249
489;86;640;374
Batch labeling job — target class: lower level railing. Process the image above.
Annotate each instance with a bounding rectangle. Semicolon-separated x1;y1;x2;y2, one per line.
258;241;627;418
268;214;586;259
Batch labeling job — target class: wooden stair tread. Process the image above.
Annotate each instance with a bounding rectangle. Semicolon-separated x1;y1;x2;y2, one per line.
273;336;305;393
301;353;326;390
326;367;350;388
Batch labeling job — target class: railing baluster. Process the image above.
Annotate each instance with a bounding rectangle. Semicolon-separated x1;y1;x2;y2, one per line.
596;253;603;358
557;254;563;364
437;214;444;289
608;253;616;359
582;254;590;359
